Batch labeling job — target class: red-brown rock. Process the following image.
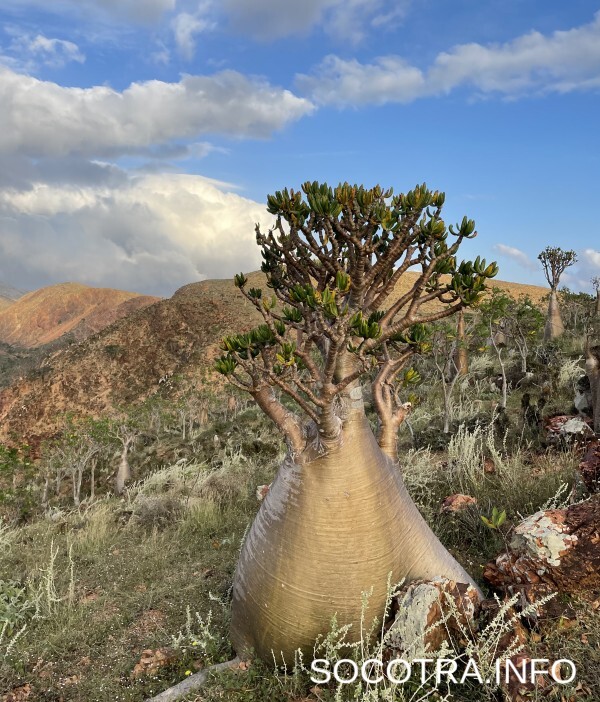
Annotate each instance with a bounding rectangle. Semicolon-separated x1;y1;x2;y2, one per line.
484;495;600;601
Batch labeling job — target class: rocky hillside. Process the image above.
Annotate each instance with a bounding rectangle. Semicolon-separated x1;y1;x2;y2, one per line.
0;283;160;348
0;277;262;448
0;272;548;448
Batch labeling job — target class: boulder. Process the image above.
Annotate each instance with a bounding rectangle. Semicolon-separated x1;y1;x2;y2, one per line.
440;494;478;513
384;577;480;656
484;495;600;601
544;414;593;444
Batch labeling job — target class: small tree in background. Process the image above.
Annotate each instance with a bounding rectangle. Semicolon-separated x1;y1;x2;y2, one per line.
215;181;497;662
477;288;511;408
538;246;577;340
592;276;600;317
507;295;545;373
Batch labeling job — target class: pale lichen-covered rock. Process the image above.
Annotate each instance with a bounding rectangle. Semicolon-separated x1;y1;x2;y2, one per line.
385;577;480;656
544;414;593;443
484;495;600;600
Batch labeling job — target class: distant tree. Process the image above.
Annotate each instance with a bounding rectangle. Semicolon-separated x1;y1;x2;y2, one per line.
215;181;497;662
537;246;577;340
477;288;511;408
112;423;139;496
592;276;600;317
507;295;545;373
558;286;595;335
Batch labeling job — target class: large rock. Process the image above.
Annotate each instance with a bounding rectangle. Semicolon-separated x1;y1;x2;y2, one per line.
384;577;480;656
544;414;593;444
484;495;600;601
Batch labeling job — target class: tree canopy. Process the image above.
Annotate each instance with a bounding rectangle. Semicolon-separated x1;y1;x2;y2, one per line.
216;181;498;456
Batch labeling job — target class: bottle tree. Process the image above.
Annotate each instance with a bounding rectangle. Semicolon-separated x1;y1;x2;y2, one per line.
215;181;498;662
592;276;600;318
537;246;577;340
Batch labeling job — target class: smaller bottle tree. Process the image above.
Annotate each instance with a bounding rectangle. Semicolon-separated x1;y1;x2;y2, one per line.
537;246;577;340
592;276;600;318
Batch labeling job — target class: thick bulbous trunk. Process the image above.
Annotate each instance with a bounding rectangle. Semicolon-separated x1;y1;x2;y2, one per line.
596;291;600;318
587;346;600;433
230;411;478;663
544;289;564;341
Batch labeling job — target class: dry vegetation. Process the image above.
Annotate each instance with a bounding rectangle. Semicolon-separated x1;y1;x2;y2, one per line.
0;283;599;701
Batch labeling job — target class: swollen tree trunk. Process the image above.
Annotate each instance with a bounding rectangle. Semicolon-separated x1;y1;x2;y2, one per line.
586;345;600;433
230;409;479;663
115;438;133;495
596;291;600;318
544;288;564;341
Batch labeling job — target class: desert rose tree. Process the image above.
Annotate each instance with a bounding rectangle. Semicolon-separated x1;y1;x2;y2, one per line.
215;181;498;663
592;276;600;318
538;246;577;340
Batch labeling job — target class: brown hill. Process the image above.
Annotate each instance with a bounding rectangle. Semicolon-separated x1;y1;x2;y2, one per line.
0;272;548;448
0;298;14;312
0;283;160;348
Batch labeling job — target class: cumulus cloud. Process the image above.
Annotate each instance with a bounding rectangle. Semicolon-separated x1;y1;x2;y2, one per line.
172;4;215;60
493;244;537;271
572;249;600;292
298;55;424;106
300;11;600;105
222;0;409;42
5;32;85;69
0;66;314;158
0;165;273;296
0;0;175;24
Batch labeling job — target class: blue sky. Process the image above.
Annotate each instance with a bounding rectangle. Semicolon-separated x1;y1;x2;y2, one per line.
0;0;599;296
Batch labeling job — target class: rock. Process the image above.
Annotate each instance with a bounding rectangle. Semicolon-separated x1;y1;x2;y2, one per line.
256;484;271;501
574;390;592;414
579;440;600;493
484;495;600;601
384;577;480;656
440;494;478;513
131;648;177;679
544;414;593;443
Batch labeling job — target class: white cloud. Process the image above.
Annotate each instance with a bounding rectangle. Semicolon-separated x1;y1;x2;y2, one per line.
298;55;424;106
0;166;273;296
493;244;537;271
0;66;314;158
0;0;175;24
172;4;215;60
9;33;85;69
221;0;409;42
300;11;600;105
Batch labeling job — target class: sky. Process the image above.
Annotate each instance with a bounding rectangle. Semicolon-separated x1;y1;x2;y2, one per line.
0;0;599;297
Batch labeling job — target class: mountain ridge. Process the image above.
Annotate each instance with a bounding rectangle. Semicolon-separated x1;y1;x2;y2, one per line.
0;272;549;449
0;282;161;348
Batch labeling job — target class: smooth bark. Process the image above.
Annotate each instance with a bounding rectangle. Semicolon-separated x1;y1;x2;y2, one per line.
544;288;564;341
230;410;479;663
586;345;600;433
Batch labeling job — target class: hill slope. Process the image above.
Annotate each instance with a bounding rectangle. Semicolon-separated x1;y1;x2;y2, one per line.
0;283;160;348
0;272;548;447
0;282;25;302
